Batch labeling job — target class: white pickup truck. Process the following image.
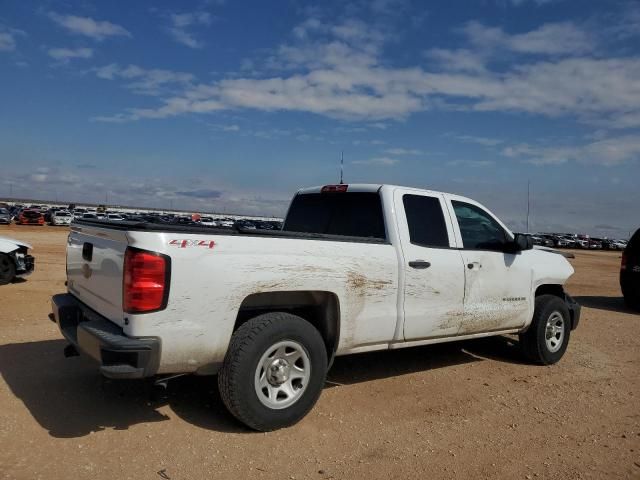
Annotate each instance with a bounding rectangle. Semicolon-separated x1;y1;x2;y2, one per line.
51;184;580;431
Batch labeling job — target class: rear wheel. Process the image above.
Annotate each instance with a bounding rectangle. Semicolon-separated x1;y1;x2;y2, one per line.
218;312;327;431
0;254;16;285
520;294;571;365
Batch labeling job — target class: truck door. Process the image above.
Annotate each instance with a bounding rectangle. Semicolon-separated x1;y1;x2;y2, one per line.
448;199;532;334
395;190;466;340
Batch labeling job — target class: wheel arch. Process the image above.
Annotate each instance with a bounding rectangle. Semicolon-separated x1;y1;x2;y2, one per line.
534;283;565;298
233;290;341;367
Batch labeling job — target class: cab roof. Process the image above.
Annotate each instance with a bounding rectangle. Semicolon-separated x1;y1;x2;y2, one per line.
297;183;473;202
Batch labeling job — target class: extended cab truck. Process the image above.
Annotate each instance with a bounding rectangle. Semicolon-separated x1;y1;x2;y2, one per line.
51;184;581;431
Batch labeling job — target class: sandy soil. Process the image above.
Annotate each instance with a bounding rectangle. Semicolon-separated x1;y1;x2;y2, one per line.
0;225;638;480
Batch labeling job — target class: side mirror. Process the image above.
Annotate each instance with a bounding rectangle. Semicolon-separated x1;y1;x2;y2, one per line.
512;233;534;252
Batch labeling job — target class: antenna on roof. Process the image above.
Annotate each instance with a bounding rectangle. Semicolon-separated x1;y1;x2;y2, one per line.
526;179;531;233
339;151;344;184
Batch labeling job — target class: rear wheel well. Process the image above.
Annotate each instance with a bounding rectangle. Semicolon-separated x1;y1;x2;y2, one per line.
234;291;340;365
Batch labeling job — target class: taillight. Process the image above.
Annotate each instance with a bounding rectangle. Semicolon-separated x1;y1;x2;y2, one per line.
621;251;627;271
123;248;170;313
321;184;348;193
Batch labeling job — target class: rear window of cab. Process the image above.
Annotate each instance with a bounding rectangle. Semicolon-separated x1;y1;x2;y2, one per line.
283;192;386;239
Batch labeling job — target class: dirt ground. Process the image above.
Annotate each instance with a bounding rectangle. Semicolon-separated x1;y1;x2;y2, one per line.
0;225;638;480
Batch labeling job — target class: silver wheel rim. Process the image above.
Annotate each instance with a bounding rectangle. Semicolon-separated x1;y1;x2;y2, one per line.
254;340;311;410
545;311;565;353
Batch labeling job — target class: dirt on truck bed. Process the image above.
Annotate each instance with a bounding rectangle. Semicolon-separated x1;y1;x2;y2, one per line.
0;224;638;480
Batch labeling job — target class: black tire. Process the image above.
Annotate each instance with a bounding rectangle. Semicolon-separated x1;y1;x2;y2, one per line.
622;282;640;311
218;312;328;431
520;294;571;365
0;254;16;285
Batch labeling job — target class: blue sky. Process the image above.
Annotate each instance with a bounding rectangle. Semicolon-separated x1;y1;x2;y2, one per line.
0;0;638;237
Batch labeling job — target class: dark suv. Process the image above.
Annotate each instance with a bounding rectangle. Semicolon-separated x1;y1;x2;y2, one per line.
621;228;640;310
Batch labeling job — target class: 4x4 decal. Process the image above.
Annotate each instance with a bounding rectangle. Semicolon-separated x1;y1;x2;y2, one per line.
168;239;216;249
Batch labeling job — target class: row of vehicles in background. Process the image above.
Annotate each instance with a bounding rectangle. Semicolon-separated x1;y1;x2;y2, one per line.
0;204;283;230
525;233;628;251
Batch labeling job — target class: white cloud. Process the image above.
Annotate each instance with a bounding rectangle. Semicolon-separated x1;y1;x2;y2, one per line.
0;32;16;51
502;135;640;166
461;21;594;55
426;48;486;72
167;11;212;48
91;16;640;155
446;159;496;167
353;156;399;166
94;64;194;96
49;13;131;40
209;123;240;132
449;134;503;146
384;148;422;155
0;26;26;52
48;47;93;62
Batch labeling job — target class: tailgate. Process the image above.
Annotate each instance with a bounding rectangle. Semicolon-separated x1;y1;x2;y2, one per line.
67;224;129;326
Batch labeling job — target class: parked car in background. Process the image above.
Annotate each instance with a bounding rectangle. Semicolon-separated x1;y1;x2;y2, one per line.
106;214;125;221
217;218;235;228
0;236;35;284
199;216;217;226
73;208;87;219
82;213;98;220
16;209;45;225
588;239;602;249
0;208;11;225
529;235;552;247
51;210;73;226
621;228;640;311
614;240;628;250
537;235;555;247
609;240;627;251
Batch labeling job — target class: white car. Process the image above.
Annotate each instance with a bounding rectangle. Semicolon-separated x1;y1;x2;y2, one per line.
72;208;87;219
106;214;125;221
199;216;218;227
52;183;580;431
51;211;73;226
217;219;235;228
0;236;35;284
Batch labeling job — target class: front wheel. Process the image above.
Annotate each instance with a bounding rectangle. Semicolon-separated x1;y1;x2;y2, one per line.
520;294;571;365
0;254;16;285
218;312;328;431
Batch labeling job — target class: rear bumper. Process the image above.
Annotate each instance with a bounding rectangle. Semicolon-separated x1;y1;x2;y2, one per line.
565;293;581;330
50;293;160;379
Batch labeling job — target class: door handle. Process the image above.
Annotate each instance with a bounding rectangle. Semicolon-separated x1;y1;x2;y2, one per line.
409;260;431;269
467;262;482;270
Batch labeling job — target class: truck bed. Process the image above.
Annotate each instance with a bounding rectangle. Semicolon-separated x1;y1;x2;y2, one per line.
73;218;389;244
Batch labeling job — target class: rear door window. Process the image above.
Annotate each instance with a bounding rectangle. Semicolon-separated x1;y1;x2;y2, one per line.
284;192;386;239
402;194;449;248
